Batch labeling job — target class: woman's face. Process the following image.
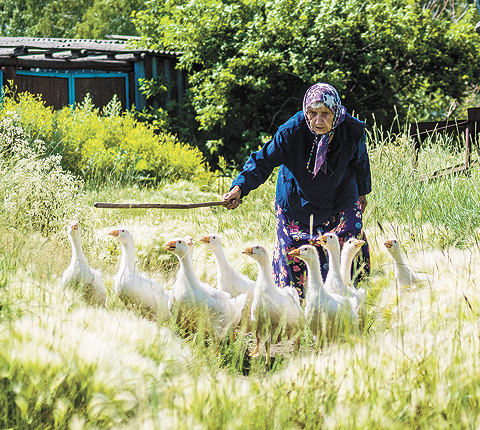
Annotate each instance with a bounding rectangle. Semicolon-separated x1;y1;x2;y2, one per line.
306;104;334;135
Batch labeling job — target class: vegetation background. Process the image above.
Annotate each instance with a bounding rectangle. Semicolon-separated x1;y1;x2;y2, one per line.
0;0;479;428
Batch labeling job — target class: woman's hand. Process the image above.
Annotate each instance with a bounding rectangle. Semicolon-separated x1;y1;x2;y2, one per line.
222;186;242;210
358;195;367;214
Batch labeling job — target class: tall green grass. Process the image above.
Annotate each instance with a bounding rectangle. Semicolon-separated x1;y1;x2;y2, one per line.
0;111;480;428
367;121;480;249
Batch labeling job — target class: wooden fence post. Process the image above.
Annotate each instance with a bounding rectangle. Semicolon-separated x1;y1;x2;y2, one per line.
466;108;480;170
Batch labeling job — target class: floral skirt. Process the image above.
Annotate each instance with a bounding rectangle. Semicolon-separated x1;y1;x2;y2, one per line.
272;201;370;299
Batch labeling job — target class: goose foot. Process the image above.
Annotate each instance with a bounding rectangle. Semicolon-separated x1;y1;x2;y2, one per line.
249;349;260;358
249;332;260;357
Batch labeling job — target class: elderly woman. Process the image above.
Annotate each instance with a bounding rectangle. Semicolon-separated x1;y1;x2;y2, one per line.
223;83;371;298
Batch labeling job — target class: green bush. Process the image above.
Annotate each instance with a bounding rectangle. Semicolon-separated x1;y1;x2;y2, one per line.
0;112;86;235
0;91;212;186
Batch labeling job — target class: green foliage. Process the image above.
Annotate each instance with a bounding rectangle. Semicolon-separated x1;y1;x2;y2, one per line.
134;0;480;169
0;112;86;235
0;91;212;186
0;0;93;37
132;76;173;131
0;0;144;38
75;0;146;38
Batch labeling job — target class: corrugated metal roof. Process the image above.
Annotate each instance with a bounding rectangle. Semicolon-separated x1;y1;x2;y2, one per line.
0;37;181;57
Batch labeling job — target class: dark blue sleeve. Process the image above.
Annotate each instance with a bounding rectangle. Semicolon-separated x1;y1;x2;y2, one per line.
352;131;372;196
230;132;289;197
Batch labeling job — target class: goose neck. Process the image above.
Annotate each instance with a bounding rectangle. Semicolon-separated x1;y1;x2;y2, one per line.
254;258;275;292
392;252;406;266
327;247;341;273
212;247;229;269
305;259;323;293
120;241;136;270
179;252;198;286
70;233;87;263
340;251;355;285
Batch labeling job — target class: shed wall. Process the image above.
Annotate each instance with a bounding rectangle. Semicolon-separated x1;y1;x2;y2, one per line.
16;74;69;110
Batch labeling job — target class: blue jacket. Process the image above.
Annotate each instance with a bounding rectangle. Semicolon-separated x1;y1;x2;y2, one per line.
231;111;372;226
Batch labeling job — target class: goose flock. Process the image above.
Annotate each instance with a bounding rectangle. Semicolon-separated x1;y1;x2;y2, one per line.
62;221;428;364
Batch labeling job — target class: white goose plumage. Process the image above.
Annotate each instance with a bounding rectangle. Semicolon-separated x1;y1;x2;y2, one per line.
199;233;255;331
109;229;171;323
317;232;348;296
61;220;106;306
340;237;367;331
165;237;247;341
199;233;255;300
289;244;357;342
243;244;304;365
384;238;427;288
340;237;365;287
174;235;194;297
166;235;197;322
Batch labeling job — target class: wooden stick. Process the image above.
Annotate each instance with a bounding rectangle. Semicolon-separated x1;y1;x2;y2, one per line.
94;201;231;209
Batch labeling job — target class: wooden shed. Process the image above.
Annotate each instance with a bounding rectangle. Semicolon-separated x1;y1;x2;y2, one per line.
0;36;184;111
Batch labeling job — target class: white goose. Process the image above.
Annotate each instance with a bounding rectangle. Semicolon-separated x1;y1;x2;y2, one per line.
166;235;196;320
61;220;106;306
109;229;171;323
176;235;194;293
199;233;255;331
316;232;347;296
243;244;305;365
164;237;247;341
289;245;357;342
340;237;367;331
384;238;426;288
199;233;255;300
340;237;365;287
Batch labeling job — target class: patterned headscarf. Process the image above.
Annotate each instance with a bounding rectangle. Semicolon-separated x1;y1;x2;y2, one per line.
303;83;346;176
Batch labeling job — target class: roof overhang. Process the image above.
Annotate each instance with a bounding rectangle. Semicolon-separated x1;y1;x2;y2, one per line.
0;37;180;72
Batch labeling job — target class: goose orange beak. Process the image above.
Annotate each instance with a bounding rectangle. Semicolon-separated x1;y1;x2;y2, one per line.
164;240;177;251
109;229;119;237
355;239;365;248
384;240;393;248
242;246;253;255
288;248;301;257
314;235;327;246
199;236;210;244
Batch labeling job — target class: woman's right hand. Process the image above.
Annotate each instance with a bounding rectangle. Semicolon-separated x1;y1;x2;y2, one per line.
222;186;242;210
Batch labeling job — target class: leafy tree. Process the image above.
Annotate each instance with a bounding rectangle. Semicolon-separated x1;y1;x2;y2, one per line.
0;0;143;38
36;0;94;38
0;0;52;36
75;0;146;38
134;0;480;168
